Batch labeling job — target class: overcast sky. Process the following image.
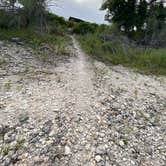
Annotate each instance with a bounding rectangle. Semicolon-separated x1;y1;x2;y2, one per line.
49;0;107;24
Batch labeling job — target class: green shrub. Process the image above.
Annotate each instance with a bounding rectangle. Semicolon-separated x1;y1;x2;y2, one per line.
46;12;67;26
0;58;6;66
73;22;98;35
5;80;11;91
77;33;166;75
3;147;10;156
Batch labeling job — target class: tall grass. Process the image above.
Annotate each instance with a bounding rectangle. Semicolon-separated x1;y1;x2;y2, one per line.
0;29;70;44
78;34;166;75
0;29;72;56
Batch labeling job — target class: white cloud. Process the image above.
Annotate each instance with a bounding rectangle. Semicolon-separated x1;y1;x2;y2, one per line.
74;0;101;6
73;0;103;11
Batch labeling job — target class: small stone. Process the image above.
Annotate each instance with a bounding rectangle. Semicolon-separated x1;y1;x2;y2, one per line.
12;153;19;162
96;145;107;154
130;160;135;165
18;114;29;124
46;140;54;145
65;146;71;155
95;155;102;162
78;127;84;133
143;113;150;119
4;133;15;143
24;153;29;158
0;125;7;135
119;140;125;147
49;130;56;137
110;95;115;99
97;161;105;166
99;133;105;138
34;156;41;163
42;120;53;134
85;144;91;150
7;150;15;158
11;37;21;42
4;158;11;166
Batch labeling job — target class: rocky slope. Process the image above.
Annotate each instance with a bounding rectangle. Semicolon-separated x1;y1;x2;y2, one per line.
0;38;166;166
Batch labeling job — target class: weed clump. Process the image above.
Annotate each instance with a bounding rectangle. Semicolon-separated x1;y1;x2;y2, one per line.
5;80;11;91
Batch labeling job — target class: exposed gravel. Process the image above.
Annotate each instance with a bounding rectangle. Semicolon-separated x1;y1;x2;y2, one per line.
0;37;166;166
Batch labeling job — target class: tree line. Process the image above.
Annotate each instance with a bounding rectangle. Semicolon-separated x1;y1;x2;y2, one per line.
102;0;166;46
0;0;166;46
0;0;51;31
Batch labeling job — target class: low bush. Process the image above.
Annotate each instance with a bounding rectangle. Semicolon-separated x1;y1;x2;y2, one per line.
73;22;98;35
77;33;166;75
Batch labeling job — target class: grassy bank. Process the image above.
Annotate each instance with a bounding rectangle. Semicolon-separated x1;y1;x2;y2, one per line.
77;34;166;75
0;29;72;56
0;29;71;45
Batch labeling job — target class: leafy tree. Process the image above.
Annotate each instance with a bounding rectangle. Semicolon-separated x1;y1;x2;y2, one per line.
18;0;46;29
102;0;137;32
136;0;148;30
0;0;60;32
102;0;166;33
9;0;16;11
143;1;166;46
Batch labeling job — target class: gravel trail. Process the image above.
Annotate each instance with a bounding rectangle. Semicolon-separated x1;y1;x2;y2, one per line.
0;37;166;166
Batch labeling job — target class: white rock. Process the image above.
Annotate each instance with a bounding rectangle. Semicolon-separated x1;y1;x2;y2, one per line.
65;146;71;155
99;132;105;138
49;130;56;137
96;144;107;154
85;144;91;150
119;140;125;147
95;155;102;162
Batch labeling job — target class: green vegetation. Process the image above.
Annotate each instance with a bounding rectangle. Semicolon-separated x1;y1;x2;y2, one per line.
0;0;69;35
0;0;51;31
0;58;6;66
2;140;25;156
73;22;98;35
0;21;71;56
2;146;10;156
0;0;72;57
74;0;166;75
123;138;129;145
102;0;166;47
0;0;165;75
25;64;30;73
77;27;166;75
46;12;68;35
5;80;11;90
14;139;25;151
0;29;53;42
0;23;70;44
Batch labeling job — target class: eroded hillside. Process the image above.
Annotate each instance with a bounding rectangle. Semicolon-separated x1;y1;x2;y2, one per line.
0;38;166;166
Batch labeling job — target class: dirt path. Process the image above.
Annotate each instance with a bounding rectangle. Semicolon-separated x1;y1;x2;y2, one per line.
0;37;166;166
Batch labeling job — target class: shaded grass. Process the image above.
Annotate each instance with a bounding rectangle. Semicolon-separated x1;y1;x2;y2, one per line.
5;80;11;91
0;58;6;66
0;29;72;57
77;34;166;75
0;29;61;43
